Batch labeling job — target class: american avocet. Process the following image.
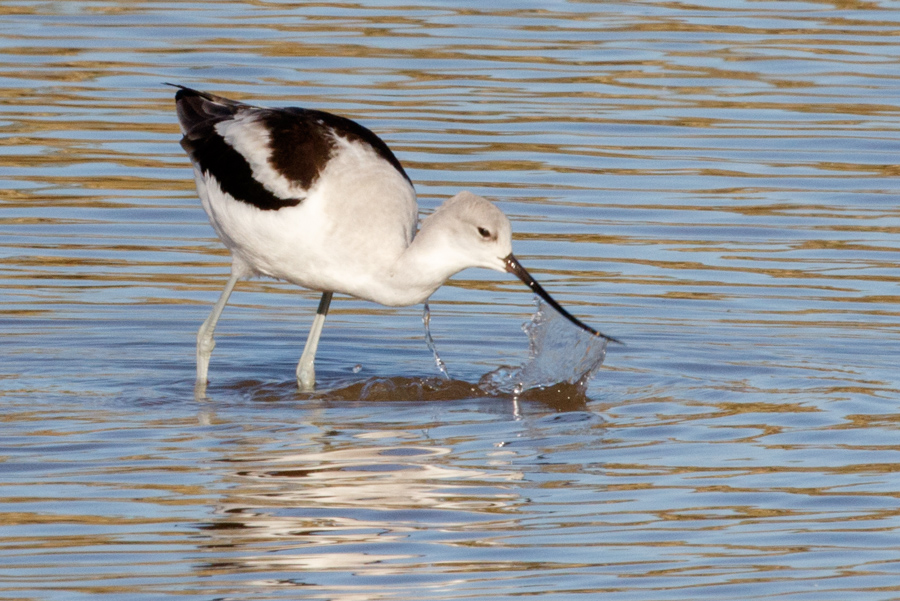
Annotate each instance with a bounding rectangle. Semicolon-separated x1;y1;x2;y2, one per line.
172;85;619;390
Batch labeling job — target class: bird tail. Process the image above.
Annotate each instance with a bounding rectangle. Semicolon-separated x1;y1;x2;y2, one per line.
166;83;252;135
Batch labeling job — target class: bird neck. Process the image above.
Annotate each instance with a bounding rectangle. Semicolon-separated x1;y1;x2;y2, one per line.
377;218;464;307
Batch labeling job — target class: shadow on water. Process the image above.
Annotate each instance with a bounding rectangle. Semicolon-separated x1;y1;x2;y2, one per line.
205;375;592;413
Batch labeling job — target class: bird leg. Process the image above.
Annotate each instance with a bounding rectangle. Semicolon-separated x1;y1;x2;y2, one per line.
196;269;241;385
297;291;333;391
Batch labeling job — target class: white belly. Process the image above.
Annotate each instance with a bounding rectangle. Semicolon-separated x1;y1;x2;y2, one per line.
193;144;418;303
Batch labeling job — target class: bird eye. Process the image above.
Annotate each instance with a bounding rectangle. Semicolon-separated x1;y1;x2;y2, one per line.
477;226;492;239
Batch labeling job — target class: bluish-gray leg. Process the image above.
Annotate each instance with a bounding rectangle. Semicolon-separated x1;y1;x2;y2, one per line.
196;270;241;385
296;291;333;391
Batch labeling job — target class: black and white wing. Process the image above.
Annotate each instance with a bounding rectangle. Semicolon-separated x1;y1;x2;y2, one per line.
171;84;411;212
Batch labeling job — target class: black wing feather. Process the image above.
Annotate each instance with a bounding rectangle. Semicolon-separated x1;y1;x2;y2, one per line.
171;85;301;211
170;84;411;212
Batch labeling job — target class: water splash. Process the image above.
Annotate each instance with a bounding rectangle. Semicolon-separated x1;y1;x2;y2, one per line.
422;302;451;380
480;297;608;395
419;298;609;398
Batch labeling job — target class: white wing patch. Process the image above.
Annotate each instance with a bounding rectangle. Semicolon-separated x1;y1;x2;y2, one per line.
215;113;309;201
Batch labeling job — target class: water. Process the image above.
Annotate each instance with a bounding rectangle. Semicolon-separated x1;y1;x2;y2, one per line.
2;1;900;599
422;302;452;381
480;298;609;395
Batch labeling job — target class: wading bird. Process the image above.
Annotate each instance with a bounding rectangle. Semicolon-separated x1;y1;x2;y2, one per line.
172;85;618;390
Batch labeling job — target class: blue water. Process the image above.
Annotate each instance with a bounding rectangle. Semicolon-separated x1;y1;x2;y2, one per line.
2;1;900;599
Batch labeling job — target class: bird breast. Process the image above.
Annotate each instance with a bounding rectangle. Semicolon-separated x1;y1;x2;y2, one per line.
199;137;420;302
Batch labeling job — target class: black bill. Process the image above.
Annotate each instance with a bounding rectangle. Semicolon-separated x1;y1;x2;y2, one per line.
504;254;621;344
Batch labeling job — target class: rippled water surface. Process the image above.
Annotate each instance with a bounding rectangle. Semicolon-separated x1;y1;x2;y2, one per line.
2;1;899;599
